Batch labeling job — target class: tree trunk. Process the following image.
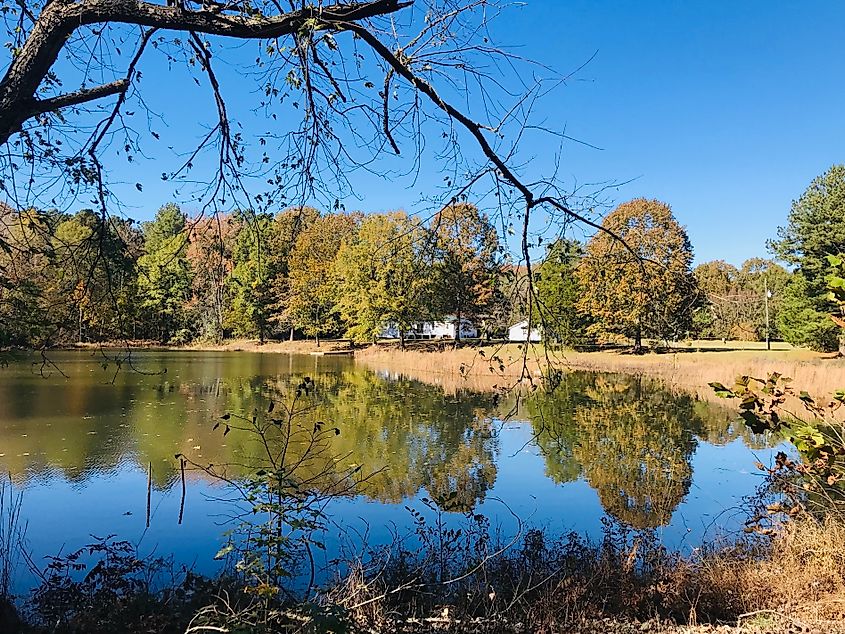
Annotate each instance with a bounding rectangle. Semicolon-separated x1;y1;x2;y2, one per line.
454;310;461;346
315;334;320;348
289;327;294;342
399;329;405;351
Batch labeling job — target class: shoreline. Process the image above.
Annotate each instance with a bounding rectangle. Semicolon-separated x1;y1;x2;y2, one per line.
5;341;845;631
34;339;845;399
354;342;845;400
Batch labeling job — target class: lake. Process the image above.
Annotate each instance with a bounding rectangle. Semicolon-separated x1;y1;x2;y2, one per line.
0;350;775;592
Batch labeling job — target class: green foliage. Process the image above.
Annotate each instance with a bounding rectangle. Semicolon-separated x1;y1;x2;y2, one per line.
28;537;217;634
772;164;845;288
178;381;369;620
286;213;358;343
266;206;320;337
45;210;139;342
776;272;839;351
335;211;433;346
711;373;845;514
532;239;588;345
9;192;822;352
771;165;845;350
137;204;192;342
227;212;275;341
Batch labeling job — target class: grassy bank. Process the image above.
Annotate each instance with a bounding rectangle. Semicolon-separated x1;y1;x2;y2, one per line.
66;338;356;355
59;338;845;399
355;342;845;398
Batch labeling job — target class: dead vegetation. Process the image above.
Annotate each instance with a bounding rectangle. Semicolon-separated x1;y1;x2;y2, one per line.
354;342;845;400
320;511;845;634
3;464;845;633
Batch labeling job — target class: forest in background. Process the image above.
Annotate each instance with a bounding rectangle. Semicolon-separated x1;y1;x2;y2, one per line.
3;164;845;352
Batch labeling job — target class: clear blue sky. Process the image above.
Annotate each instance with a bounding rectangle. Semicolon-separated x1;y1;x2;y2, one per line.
111;1;845;266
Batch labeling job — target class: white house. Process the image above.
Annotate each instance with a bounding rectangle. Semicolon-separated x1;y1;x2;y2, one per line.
508;319;541;342
429;317;477;339
378;317;478;340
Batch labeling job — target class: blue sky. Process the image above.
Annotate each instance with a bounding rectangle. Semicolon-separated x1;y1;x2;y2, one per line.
106;1;845;266
507;0;845;265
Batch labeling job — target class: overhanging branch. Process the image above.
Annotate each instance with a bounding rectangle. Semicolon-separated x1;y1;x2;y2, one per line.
69;0;413;39
28;79;128;117
0;0;413;145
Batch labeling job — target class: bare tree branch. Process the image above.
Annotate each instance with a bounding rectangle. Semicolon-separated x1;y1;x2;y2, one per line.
0;0;412;144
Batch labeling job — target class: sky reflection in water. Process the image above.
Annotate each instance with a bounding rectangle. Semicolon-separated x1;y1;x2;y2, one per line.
0;350;776;591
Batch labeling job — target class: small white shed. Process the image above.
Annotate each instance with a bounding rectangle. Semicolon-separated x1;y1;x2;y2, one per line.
508;320;541;342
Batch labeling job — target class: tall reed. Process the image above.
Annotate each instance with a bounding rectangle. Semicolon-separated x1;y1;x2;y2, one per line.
0;474;24;599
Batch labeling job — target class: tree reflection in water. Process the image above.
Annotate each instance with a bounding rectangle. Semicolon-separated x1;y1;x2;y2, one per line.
527;372;769;528
0;352;771;528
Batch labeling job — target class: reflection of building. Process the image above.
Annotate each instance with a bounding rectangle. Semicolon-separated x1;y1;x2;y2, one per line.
508;319;541;342
378;317;478;340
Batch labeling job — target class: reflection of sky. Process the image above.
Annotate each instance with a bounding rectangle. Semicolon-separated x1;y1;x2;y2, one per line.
10;461;228;594
674;438;782;551
0;353;775;588
8;422;779;595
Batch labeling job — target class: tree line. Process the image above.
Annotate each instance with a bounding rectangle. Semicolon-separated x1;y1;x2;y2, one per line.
690;163;845;352
0;202;504;347
2;166;845;351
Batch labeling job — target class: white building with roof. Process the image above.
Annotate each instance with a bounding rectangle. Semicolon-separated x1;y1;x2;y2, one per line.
508;319;541;342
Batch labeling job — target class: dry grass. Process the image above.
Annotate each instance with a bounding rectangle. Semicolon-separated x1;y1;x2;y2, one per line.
677;514;845;627
182;338;356;355
355;342;542;394
327;512;845;633
354;343;845;399
558;348;842;395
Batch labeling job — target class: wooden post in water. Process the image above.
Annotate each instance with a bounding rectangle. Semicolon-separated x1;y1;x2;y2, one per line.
178;458;186;525
146;462;152;528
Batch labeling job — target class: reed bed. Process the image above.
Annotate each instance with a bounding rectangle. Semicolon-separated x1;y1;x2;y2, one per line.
355;343;542;394
355;344;845;399
0;475;23;600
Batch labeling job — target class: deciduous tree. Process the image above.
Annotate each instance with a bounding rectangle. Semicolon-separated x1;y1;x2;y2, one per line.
0;0;602;350
0;206;55;345
137;204;192;342
186;213;239;342
578;198;696;350
51;210;138;342
335;211;432;348
694;258;790;341
286;213;358;345
227;212;275;342
430;203;500;340
267;206;321;340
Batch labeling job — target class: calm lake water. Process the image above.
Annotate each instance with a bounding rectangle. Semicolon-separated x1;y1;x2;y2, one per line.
0;350;775;591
